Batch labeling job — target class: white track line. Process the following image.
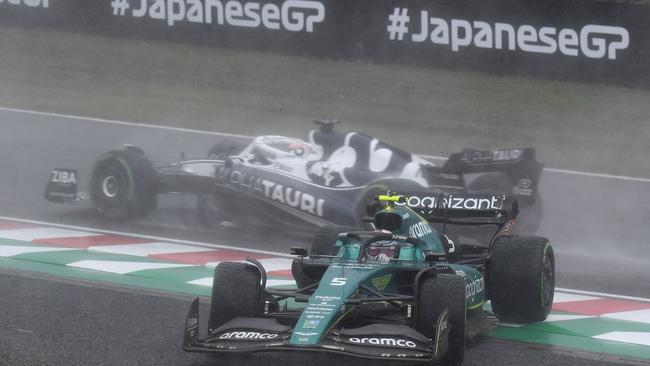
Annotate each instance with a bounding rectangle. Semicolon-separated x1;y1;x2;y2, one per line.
2;106;649;183
0;106;250;139
418;153;650;182
0;216;292;258
2;215;649;302
543;168;650;183
555;287;650;303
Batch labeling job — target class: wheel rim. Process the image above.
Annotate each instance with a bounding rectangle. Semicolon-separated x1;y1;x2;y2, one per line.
101;176;119;198
542;253;554;306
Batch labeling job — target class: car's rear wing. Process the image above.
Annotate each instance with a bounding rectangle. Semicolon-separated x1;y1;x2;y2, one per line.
44;168;81;203
393;192;519;225
440;148;543;204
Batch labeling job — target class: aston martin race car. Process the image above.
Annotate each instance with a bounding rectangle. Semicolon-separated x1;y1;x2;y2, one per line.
44;119;543;232
182;194;555;365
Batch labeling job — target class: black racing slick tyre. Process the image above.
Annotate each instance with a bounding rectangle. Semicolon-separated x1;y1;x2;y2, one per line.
488;235;555;323
355;182;389;222
310;225;359;256
89;147;157;220
416;275;466;366
292;225;360;289
208;262;262;332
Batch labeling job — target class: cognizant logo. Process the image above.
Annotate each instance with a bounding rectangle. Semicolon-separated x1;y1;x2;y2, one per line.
396;194;503;210
387;8;630;60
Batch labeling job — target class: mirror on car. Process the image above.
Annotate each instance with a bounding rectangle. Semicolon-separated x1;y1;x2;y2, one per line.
290;247;308;256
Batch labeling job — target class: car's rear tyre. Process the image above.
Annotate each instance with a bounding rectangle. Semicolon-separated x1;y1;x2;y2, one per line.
90;147;157;220
292;225;360;289
488;235;554;323
416;274;466;366
355;182;389;223
208;262;262;332
311;224;359;256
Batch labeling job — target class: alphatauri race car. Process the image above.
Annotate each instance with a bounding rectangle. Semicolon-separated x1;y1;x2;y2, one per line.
44;119;543;232
182;194;555;365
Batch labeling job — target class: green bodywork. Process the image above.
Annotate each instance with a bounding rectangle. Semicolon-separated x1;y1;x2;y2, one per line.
289;203;485;346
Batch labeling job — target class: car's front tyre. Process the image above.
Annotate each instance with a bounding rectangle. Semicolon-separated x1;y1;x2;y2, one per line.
208;262;262;332
416;274;466;366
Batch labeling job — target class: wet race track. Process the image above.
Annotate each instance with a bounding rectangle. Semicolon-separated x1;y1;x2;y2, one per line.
1;108;649;365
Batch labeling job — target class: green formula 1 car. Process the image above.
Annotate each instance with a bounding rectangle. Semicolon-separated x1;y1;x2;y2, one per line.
183;193;555;365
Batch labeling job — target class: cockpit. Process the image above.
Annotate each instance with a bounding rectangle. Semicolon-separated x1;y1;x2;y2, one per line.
365;241;400;263
240;136;320;165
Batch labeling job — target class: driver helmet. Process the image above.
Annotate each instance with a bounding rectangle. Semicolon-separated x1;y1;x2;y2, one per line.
252;137;316;162
287;142;312;157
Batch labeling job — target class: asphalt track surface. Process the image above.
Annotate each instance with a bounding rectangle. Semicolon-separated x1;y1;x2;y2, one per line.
0;108;649;365
0;269;626;366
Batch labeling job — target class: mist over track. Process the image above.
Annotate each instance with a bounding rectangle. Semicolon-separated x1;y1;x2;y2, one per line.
1;25;649;365
0;108;648;298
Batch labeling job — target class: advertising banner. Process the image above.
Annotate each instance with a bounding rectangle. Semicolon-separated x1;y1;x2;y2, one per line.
1;0;648;87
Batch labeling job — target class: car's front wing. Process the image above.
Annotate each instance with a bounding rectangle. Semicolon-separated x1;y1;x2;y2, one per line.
182;298;450;362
